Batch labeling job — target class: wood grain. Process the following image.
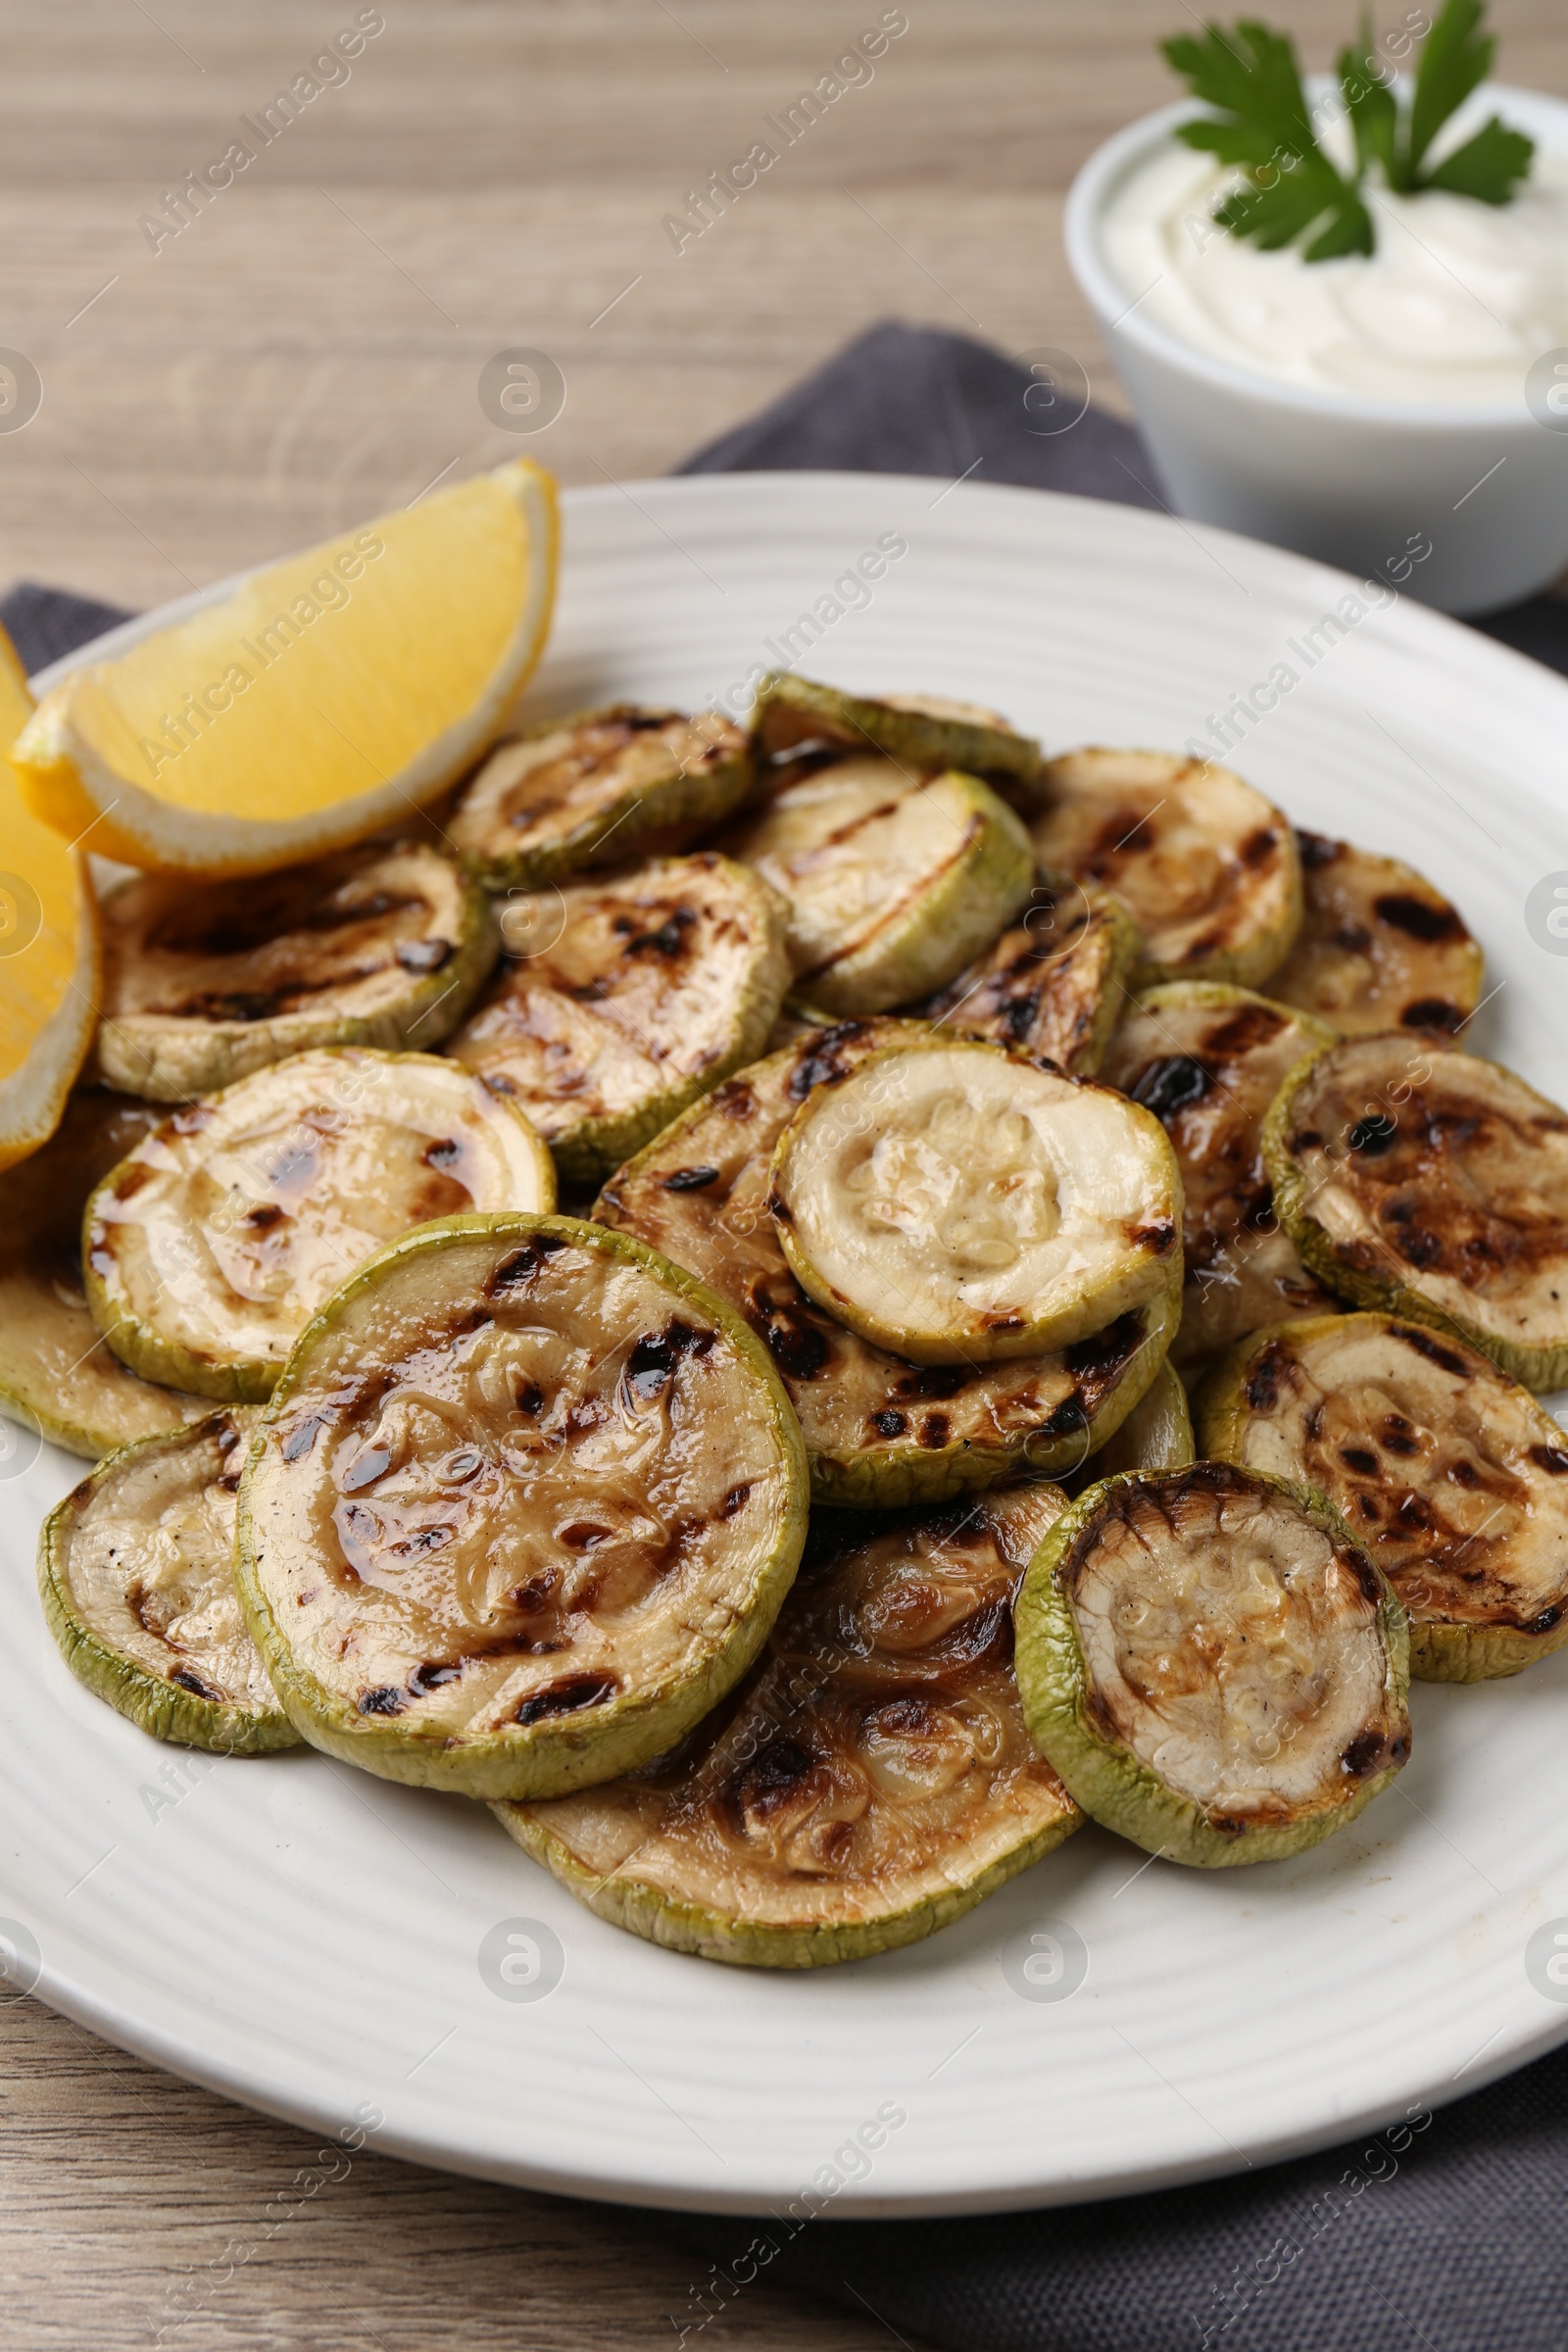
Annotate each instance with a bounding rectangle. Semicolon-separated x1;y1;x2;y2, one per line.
5;5;1568;2345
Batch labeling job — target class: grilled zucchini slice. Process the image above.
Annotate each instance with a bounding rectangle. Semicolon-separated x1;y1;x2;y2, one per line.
92;839;497;1102
1195;1313;1568;1683
595;1021;1181;1505
1265;1034;1568;1392
38;1410;299;1752
236;1213;808;1798
769;1038;1183;1365
447;704;752;891
0;1090;208;1459
752;671;1041;788
1027;750;1301;989
84;1048;556;1404
722;754;1033;1015
912;871;1140;1074
495;1480;1078;1967
1268;833;1484;1040
1101;983;1338;1370
1014;1462;1410;1867
445;853;790;1189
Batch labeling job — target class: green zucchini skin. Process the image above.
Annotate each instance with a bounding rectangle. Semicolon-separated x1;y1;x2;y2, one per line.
1013;1463;1410;1868
38;1415;300;1754
1263;1035;1568;1394
235;1213;809;1800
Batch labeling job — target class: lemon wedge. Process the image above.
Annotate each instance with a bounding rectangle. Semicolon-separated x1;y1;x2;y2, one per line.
12;459;558;876
0;623;100;1170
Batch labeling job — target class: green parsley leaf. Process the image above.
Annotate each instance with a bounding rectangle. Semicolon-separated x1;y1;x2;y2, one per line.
1164;1;1533;261
1163;21;1373;261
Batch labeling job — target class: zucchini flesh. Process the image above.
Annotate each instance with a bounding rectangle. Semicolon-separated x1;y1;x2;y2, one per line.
1265;1033;1568;1392
236;1213;808;1798
38;1410;299;1751
448;704;751;890
495;1480;1078;1967
595;1021;1180;1505
94;839;497;1101
1101;982;1337;1369
1028;749;1301;989
769;1039;1184;1364
83;1047;556;1402
1268;832;1484;1039
0;1090;208;1459
1014;1462;1410;1867
1196;1311;1568;1681
445;852;790;1187
912;870;1140;1074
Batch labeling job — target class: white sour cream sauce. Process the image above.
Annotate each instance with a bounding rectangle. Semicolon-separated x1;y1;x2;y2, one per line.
1102;130;1568;405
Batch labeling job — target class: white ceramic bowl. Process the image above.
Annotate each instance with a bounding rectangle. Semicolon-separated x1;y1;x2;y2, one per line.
1066;84;1568;614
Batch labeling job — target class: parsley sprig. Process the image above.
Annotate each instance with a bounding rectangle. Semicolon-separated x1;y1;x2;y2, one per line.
1163;0;1535;263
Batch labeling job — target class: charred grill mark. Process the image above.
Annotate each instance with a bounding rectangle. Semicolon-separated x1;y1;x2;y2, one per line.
359;1686;406;1716
1375;893;1466;945
1340;1446;1380;1476
515;1672;617;1725
1341;1730;1391;1779
1392;1324;1472;1378
618;906;699;960
245;1202;284;1229
1531;1444;1568;1475
662;1165;720;1192
487;1235;566;1292
409;1660;463;1694
1335;924;1374;954
1297;829;1344;871
281;1414;326;1462
721;1482;753;1517
622;1318;715;1402
1131;1222;1178;1255
514;1382;544;1416
1381;1415;1420;1457
759;1308;830;1382
1066;1312;1144;1383
786;1022;874;1102
870;1408;908;1438
1401;998;1464;1034
1131;1054;1212;1122
1239;825;1281;868
718;1081;758;1121
894;1364;968;1400
169;1666;222;1702
918;1412;951;1448
1035;1395;1086;1439
1244;1342;1293;1414
729;1738;815;1821
1203;1004;1288;1060
423;1138;463;1172
1348;1112;1398;1156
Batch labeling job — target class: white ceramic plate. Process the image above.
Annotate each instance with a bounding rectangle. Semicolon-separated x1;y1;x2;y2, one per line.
6;473;1568;2218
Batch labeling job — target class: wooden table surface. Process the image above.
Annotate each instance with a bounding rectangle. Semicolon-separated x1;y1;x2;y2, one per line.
6;4;1568;2345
